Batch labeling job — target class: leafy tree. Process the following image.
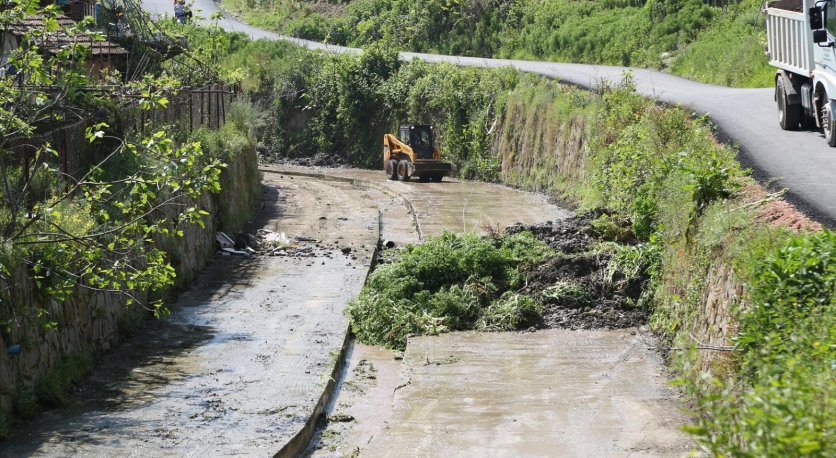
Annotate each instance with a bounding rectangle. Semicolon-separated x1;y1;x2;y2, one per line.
0;0;225;330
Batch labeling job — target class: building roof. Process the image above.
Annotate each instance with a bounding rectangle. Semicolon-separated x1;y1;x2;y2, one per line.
3;13;127;56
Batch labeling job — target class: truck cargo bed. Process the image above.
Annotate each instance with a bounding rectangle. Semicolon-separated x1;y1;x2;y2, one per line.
766;3;814;76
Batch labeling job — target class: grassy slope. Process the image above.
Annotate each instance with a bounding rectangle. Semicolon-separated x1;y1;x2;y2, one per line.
219;0;774;88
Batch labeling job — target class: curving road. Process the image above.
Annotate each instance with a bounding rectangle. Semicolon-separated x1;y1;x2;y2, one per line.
142;0;835;226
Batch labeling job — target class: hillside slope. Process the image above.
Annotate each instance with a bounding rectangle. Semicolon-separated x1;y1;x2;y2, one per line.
219;0;773;87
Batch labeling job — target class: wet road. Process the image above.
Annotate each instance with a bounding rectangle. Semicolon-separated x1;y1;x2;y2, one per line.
139;0;836;226
264;166;571;238
365;330;691;457
0;175;379;457
0;170;578;456
265;168;694;457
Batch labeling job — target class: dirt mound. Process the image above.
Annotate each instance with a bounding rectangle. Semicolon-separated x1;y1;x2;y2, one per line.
508;211;649;330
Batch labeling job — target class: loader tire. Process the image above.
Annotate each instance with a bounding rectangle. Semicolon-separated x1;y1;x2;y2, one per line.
430;174;444;183
777;77;801;131
397;160;411;181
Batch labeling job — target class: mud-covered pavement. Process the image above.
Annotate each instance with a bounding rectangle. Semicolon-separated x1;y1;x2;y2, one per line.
362;330;691;457
1;166;693;457
1;174;379;457
296;168;693;457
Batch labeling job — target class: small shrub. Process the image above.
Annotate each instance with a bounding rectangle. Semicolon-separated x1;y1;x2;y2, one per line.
0;410;9;440
688;231;835;455
12;387;39;420
35;352;94;408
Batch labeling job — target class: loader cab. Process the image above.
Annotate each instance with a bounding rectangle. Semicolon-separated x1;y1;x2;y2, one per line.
398;124;435;159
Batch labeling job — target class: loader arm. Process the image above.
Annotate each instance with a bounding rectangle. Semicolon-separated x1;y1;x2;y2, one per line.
383;133;416;163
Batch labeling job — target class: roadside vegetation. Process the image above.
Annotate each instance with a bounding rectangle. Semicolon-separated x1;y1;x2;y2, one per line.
220;37;833;455
219;0;772;87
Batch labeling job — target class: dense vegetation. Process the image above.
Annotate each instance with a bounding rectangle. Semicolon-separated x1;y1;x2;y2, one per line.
220;37;833;454
220;0;773;87
221;39;514;177
347;232;552;349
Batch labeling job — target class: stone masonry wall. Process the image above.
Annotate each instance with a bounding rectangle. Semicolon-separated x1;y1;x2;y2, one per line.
0;146;260;422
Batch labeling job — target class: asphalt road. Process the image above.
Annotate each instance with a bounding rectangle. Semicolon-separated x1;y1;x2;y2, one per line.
141;0;836;226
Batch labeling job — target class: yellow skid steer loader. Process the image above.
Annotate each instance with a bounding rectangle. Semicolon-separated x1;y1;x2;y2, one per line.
383;125;454;182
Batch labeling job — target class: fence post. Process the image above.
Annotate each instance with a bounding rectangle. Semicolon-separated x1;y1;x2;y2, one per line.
199;90;204;130
189;90;194;132
220;85;226;128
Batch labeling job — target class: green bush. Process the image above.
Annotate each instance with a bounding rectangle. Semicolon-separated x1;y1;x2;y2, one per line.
588;81;740;239
347;232;553;349
0;410;9;440
12;387;39;420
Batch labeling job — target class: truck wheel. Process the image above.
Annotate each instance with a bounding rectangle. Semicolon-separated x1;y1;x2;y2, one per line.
823;103;836;147
397;160;411;181
777;77;801;130
386;159;398;180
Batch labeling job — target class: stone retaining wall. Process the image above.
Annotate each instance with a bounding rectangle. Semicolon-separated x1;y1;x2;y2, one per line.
0;146;260;425
491;86;743;373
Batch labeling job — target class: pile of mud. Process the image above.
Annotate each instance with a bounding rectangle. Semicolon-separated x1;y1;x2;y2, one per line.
507;210;649;330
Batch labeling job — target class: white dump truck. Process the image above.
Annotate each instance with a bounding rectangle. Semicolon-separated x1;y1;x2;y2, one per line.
766;0;836;145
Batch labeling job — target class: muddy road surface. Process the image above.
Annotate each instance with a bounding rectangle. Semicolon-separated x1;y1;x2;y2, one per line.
292;167;694;457
1;174;379;457
2;166;692;457
361;330;691;457
264;166;571;238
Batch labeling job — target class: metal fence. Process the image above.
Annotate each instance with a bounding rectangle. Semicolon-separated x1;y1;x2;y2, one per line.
8;118;94;181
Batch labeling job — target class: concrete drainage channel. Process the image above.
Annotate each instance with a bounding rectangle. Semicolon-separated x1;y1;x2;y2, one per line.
0;172;383;457
265;168;694;457
263;167;416;457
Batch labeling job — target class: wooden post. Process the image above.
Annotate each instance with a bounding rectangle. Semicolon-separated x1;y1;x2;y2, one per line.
220;85;226;128
189;90;194;132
